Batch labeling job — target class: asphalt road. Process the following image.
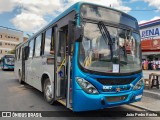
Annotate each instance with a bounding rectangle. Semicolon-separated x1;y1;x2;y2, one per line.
0;69;158;120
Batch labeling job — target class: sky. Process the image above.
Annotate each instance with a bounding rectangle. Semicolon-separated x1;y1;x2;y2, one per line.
0;0;160;37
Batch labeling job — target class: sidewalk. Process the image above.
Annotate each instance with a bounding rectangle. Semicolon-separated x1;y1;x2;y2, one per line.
131;95;160;112
143;89;160;99
131;70;160;112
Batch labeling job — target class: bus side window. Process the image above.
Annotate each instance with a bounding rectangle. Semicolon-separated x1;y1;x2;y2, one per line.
20;47;23;60
15;49;17;60
19;47;21;60
44;28;54;55
16;49;19;61
25;42;29;59
29;39;34;58
34;34;42;57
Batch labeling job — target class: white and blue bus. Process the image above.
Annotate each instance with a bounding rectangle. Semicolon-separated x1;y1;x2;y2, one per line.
1;54;15;70
15;2;144;112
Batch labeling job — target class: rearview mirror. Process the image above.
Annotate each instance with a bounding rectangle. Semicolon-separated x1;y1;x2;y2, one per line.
68;20;83;43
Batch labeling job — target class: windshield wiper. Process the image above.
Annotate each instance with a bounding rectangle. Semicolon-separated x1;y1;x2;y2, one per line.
119;29;133;65
98;21;113;60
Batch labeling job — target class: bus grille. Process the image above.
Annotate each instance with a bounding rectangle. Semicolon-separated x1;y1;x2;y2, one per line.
97;77;136;85
106;95;128;103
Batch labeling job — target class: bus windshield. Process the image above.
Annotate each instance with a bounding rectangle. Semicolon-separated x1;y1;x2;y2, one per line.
81;4;138;29
4;55;15;65
79;22;141;73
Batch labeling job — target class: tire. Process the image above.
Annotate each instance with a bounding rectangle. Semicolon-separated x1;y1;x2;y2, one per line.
43;78;55;104
18;70;24;84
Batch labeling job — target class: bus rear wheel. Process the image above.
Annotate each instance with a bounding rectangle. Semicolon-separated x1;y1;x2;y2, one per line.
43;78;55;104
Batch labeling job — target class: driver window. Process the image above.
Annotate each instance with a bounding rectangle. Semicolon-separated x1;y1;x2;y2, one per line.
118;29;127;62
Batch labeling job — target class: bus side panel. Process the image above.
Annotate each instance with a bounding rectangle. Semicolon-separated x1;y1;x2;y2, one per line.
25;57;54;92
42;57;55;91
25;58;33;85
14;59;22;79
14;59;18;78
30;57;44;91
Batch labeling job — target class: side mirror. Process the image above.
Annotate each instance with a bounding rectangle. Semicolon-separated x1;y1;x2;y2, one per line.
68;21;83;55
24;46;29;60
68;20;83;43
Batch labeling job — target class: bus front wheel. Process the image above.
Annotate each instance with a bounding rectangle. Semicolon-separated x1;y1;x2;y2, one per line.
43;78;55;104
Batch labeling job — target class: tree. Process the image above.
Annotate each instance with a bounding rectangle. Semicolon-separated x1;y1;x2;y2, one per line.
8;49;15;54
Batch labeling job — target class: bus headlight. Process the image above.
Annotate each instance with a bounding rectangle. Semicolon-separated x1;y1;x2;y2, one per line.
133;78;144;90
76;77;99;94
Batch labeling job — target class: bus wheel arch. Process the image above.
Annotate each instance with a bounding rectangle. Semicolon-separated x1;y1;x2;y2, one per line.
41;74;55;104
41;74;49;92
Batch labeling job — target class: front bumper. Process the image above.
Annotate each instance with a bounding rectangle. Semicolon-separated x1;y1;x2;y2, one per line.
72;88;143;112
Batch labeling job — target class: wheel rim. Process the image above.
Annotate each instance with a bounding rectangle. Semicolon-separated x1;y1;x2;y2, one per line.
45;82;52;101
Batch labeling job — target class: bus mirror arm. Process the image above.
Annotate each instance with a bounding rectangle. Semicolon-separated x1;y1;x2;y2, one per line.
74;26;83;42
68;20;75;55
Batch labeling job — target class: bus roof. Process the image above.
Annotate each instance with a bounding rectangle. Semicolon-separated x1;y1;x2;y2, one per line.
16;2;137;48
1;54;15;58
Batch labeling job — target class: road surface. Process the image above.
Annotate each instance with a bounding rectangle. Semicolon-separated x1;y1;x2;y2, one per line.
0;69;158;120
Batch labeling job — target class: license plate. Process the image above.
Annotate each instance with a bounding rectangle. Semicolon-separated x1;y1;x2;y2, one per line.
135;94;142;99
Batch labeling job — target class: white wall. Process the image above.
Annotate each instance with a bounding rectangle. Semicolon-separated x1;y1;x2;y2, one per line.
0;28;23;43
140;24;160;41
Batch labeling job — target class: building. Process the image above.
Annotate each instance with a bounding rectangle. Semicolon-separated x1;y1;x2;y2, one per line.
0;27;23;59
139;19;160;60
23;37;28;42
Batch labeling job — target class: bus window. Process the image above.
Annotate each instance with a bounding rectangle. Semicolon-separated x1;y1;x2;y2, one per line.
15;49;17;60
44;28;53;55
29;40;34;58
34;34;42;57
20;47;23;60
17;49;19;60
19;47;21;60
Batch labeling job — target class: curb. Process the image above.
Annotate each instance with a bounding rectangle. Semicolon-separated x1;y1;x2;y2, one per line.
143;90;160;100
130;104;160;116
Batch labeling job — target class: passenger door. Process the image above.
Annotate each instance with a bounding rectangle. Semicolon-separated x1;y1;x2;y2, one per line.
26;39;34;85
54;24;73;108
21;47;25;81
54;26;67;99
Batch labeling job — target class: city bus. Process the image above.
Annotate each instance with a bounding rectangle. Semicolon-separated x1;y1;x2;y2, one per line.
1;54;15;70
14;2;144;112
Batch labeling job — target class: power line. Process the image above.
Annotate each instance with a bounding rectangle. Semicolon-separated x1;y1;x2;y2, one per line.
0;26;23;33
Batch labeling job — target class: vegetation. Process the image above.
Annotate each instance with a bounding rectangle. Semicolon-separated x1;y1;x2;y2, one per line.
8;49;15;54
